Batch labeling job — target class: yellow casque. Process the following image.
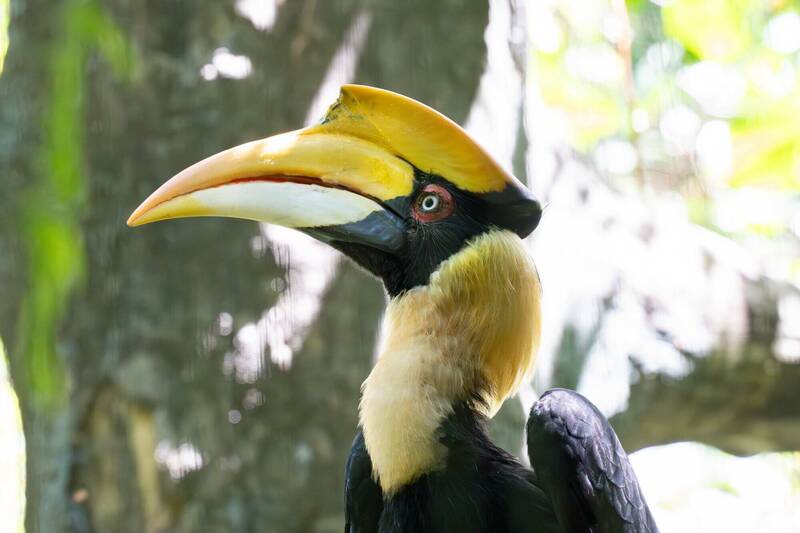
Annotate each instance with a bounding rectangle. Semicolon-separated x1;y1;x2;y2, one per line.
127;85;525;228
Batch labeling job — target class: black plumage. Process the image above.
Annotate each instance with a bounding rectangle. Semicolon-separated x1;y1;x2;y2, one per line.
346;402;560;533
527;389;659;533
346;392;658;533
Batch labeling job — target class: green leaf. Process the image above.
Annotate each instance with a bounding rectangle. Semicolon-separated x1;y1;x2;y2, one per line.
535;52;627;149
662;0;758;62
730;94;800;190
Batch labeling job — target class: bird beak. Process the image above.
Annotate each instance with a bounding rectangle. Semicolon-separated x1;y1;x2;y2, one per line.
127;127;414;253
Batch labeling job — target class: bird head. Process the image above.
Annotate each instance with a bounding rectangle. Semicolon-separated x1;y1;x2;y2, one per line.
128;85;541;297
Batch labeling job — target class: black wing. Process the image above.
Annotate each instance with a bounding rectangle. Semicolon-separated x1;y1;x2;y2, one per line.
526;389;659;533
345;430;383;533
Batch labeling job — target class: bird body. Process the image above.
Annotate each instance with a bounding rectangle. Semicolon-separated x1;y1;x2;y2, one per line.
347;409;560;533
129;85;658;533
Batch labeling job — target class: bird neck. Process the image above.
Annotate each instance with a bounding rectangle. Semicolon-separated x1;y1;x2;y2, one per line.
359;229;542;495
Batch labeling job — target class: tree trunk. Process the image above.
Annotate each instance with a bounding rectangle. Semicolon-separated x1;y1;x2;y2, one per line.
0;0;489;530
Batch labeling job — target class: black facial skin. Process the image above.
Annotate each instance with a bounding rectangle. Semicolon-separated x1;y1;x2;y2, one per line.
324;170;542;298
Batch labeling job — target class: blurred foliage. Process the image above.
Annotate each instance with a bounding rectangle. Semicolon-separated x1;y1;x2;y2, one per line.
534;0;800;192
662;0;800;192
15;0;136;406
662;0;757;61
531;0;800;282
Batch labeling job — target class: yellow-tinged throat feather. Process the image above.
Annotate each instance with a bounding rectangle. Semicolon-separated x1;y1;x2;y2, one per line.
359;229;542;495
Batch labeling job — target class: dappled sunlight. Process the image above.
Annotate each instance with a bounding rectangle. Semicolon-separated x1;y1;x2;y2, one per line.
464;0;523;170
235;0;285;32
200;47;253;81
154;440;204;480
632;443;800;532
764;12;800;54
232;227;338;374
0;339;24;533
304;9;372;126
0;0;7;74
777;292;800;363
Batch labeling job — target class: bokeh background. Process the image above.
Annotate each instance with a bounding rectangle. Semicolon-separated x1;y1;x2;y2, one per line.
1;0;799;531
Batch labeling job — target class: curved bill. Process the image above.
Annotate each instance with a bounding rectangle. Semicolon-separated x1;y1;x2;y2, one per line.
127;129;415;254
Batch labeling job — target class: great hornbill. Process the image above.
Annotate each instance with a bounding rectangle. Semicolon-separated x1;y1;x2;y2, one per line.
129;85;658;533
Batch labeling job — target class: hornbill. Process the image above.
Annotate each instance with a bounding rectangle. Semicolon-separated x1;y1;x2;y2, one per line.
129;85;658;533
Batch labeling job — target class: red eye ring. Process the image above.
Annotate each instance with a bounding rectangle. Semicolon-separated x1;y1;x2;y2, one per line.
412;184;454;223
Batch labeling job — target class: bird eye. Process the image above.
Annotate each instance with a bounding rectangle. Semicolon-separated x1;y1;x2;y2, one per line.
412;184;454;222
419;194;440;213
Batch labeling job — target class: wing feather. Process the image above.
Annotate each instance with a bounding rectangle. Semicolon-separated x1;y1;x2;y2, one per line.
526;389;659;533
345;431;383;533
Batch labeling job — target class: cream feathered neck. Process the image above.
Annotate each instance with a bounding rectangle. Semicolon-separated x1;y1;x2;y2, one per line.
359;229;542;494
